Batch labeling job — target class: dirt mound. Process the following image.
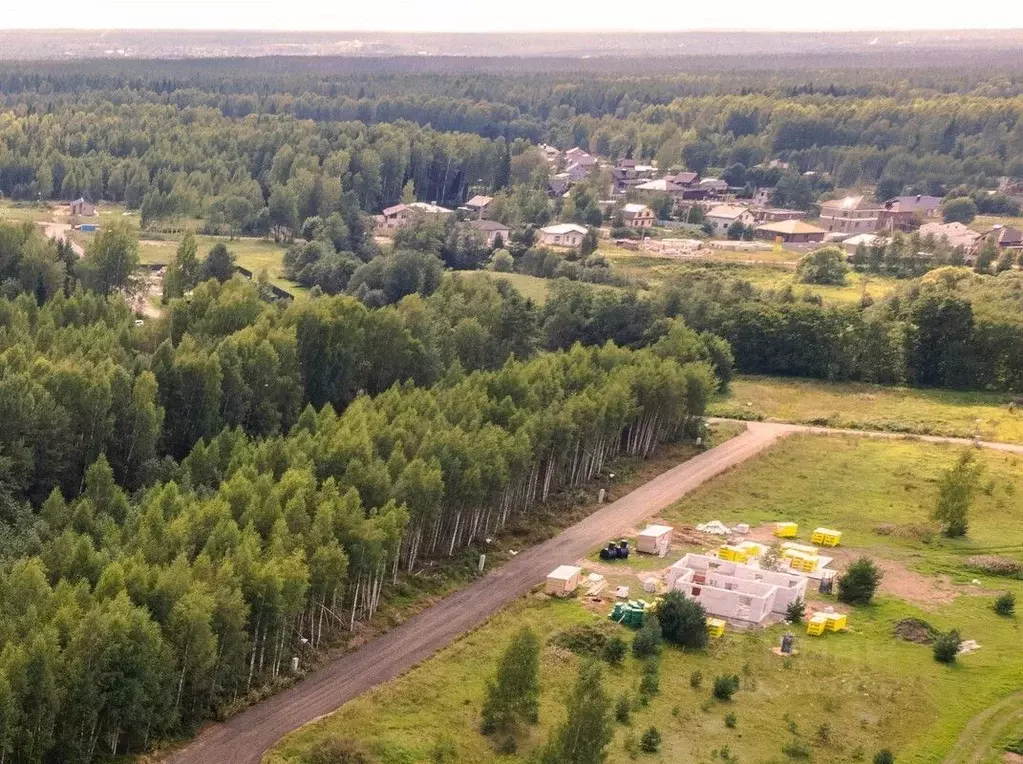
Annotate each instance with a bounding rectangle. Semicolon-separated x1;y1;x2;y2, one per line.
893;617;937;644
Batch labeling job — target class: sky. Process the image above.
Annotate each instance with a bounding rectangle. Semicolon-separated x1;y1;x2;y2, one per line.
3;0;1022;32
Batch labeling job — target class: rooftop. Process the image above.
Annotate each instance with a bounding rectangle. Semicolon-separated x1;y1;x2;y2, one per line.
755;219;827;235
541;223;588;235
706;204;749;219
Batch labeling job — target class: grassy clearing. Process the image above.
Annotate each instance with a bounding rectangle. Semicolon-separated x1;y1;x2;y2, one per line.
453;271;553;304
710;375;1023;443
268;434;1023;764
702;246;801;265
970;214;1023;234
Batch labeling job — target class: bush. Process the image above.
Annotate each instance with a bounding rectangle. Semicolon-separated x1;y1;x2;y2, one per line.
994;591;1016;616
874;749;895;764
797;246;848;285
838;557;882;605
602;636;628;665
615;693;631;724
933;629;962;664
689;670;703;688
657;591;709;649
783;740;812;759
725;712;738;728
786;598;806;623
552;623;617;658
640;727;662;753
639;660;660;702
713;673;741;701
308;738;375;764
632;615;662;659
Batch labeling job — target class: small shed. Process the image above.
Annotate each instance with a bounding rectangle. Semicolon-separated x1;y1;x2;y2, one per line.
545;565;582;596
636;524;673;555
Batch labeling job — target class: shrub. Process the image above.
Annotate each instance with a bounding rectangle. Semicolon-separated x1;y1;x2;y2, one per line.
933;629;962;664
657;591;709;649
553;623;616;658
783;740;812;759
632;614;662;659
713;673;741;701
994;591;1016;616
874;749;895;764
786;598;806;623
838;557;882;605
724;712;737;728
639;660;660;702
640;727;662;753
797;246;848;285
308;738;375;764
602;636;628;665
615;693;631;724
690;670;703;688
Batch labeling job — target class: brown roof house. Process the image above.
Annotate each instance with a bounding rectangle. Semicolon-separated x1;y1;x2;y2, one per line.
818;195;883;234
754;219;827;243
976;225;1023;253
469;219;511;247
463;195;494;219
877;195;943;231
918;221;981;251
380;201;453;229
620;203;656;228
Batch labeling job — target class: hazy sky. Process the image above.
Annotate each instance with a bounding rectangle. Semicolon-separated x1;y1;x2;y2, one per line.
4;0;1022;31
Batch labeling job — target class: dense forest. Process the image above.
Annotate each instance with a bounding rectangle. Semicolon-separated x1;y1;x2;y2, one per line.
0;52;1021;762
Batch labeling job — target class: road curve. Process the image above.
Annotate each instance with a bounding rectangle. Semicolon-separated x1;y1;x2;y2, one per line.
165;422;790;764
164;421;1023;764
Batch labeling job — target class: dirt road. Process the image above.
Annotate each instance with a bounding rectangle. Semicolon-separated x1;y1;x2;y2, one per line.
165;422;789;764
39;221;86;257
163;421;1023;764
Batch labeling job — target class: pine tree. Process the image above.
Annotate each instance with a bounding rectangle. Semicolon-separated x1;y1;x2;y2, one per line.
540;661;613;764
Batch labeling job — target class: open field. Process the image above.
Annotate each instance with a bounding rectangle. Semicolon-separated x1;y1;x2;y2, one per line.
602;250;899;305
268;434;1023;764
711;375;1023;443
453;270;553;304
970;214;1023;234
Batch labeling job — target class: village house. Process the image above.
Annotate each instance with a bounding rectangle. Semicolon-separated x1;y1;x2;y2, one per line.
69;197;96;217
538;223;588;247
752;187;775;207
380;201;453;229
877;194;943;231
538;144;561;163
698;177;729;197
919;221;981;251
620;203;656;228
547;176;572;198
462;194;493;219
705;204;755;235
753;219;827;243
818;195;883;233
840;232;888;254
564;147;596;169
975;224;1023;254
563;163;591;182
753;208;805;223
468;219;512;247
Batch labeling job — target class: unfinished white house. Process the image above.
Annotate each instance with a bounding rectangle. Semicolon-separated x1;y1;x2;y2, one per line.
665;553;808;624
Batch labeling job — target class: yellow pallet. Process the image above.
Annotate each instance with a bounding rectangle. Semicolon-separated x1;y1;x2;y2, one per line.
781;542;819;555
736;541;767;557
706;618;726;638
811;527;842;547
774;522;798;538
718;544;750;563
785;551;819;573
806;615;828;636
823;612;847;631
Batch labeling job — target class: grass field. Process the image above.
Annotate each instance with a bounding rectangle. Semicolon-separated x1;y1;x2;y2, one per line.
710;375;1023;443
453;270;554;304
970;214;1023;234
602;250;898;306
267;434;1023;764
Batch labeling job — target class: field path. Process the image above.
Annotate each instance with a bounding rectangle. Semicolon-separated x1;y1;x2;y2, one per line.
163;421;1023;764
940;690;1023;764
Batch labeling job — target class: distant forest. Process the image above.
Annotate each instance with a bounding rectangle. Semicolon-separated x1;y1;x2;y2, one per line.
0;56;1019;221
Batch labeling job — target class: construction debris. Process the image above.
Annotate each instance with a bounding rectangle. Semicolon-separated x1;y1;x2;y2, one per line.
697;520;732;535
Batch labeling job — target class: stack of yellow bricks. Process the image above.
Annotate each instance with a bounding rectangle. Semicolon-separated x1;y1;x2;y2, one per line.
717;544;750;563
781;542;820;573
706;618;726;638
811;527;842;546
773;522;798;538
807;611;848;636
